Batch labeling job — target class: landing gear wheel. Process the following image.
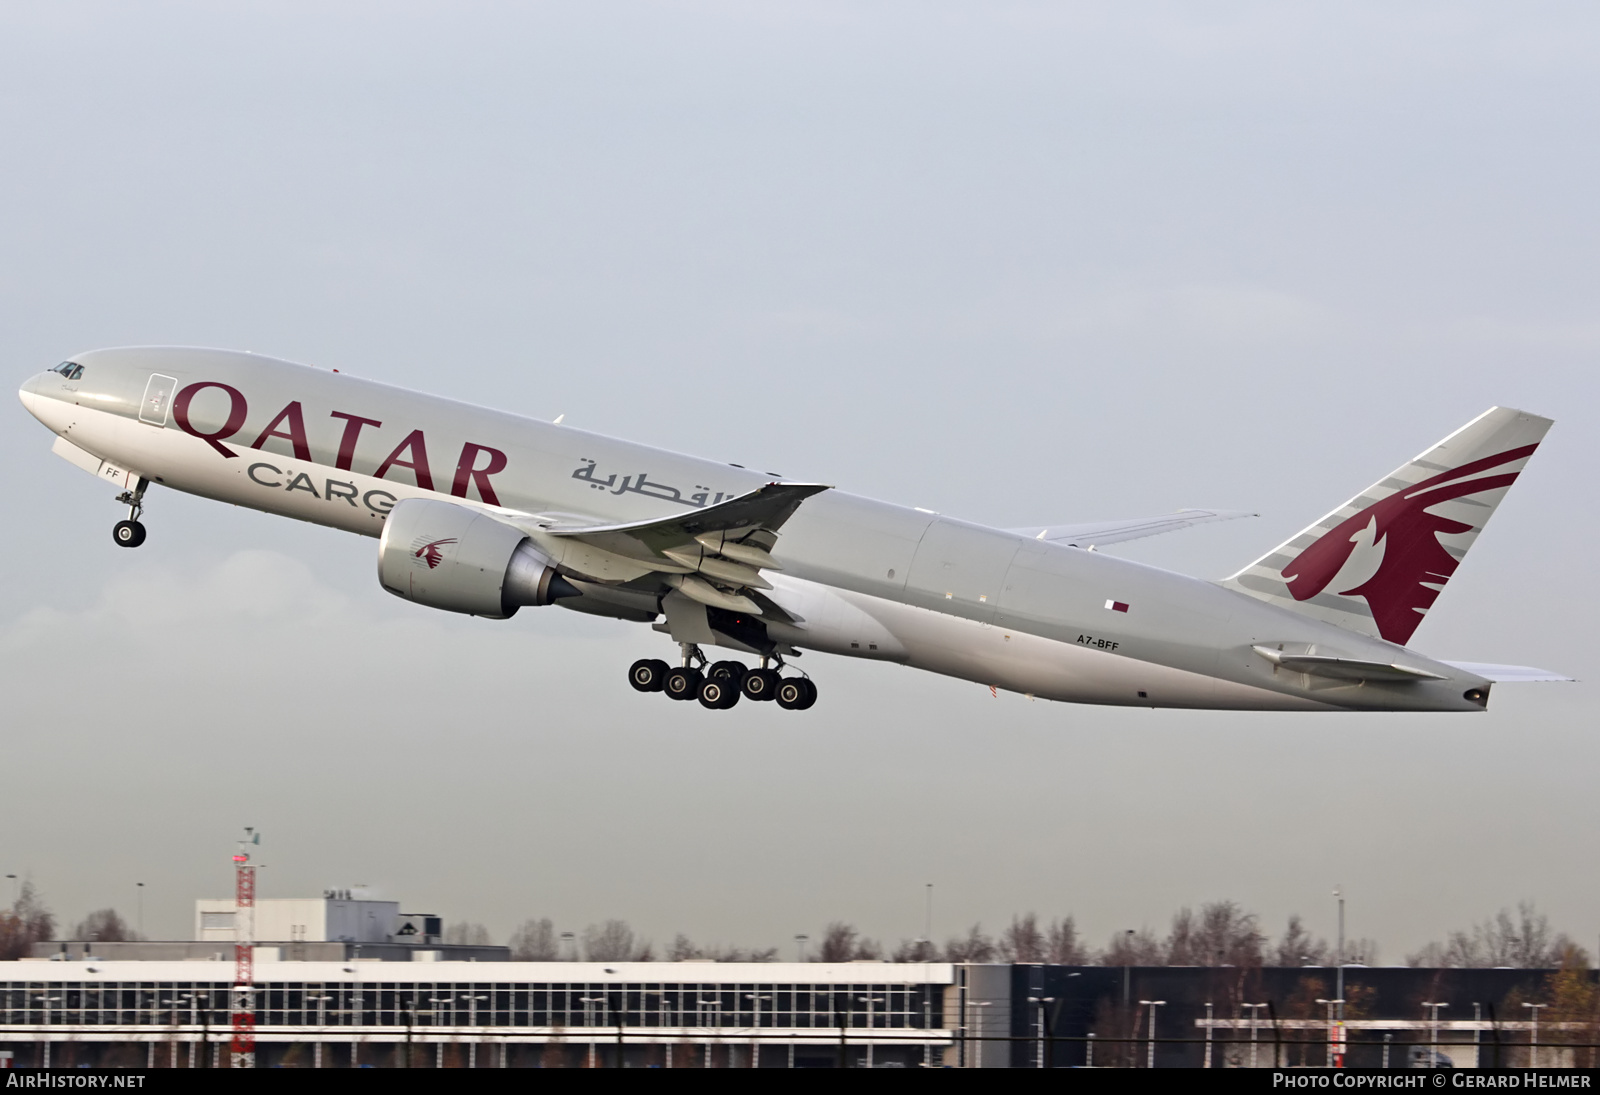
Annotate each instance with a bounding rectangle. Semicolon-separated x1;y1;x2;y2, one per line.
664;666;703;701
794;678;818;710
112;520;146;548
698;678;741;709
629;658;670;693
776;677;816;711
742;668;781;702
708;660;747;686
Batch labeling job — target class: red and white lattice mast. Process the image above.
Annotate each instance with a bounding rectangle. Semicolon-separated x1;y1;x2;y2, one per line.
230;827;260;1068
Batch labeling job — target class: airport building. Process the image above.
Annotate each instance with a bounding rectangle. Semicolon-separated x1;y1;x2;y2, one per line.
0;959;965;1068
0;894;1585;1067
0;957;1584;1067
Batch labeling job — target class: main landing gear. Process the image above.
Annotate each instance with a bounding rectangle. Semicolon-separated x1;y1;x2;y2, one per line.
628;645;817;711
112;480;148;548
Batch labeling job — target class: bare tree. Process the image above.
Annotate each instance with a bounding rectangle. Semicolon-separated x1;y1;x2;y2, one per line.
1045;916;1090;964
1405;940;1449;968
1406;903;1578;968
1101;927;1163;966
942;924;997;963
583;919;652;961
998;914;1046;963
1271;914;1328;967
1088;995;1141;1068
891;938;939;962
665;934;773;962
509;918;558;960
0;881;55;960
71;908;139;943
1194;901;1264;967
1344;936;1382;966
815;921;879;962
445;921;491;946
817;922;858;962
1165;906;1200;964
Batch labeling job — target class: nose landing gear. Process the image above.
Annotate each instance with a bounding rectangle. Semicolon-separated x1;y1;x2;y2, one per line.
112;479;148;548
628;645;816;711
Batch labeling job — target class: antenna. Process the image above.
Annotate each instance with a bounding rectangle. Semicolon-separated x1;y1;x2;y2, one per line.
230;828;260;1068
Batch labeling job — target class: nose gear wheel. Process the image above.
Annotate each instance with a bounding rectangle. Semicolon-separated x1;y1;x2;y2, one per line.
112;479;149;549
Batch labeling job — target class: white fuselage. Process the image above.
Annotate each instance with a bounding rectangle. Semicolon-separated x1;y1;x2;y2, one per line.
19;347;1494;712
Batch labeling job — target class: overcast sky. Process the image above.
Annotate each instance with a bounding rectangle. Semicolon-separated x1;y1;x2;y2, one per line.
2;2;1596;961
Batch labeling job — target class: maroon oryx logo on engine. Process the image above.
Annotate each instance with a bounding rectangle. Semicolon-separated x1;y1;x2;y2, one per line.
413;538;457;569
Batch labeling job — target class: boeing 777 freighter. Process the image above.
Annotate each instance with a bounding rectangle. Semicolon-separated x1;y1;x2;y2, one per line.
19;347;1568;711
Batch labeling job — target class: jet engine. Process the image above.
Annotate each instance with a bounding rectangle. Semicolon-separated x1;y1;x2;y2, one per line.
377;497;579;618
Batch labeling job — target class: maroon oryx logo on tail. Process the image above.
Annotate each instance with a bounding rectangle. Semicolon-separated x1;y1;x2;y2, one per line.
1280;445;1537;645
413;538;458;569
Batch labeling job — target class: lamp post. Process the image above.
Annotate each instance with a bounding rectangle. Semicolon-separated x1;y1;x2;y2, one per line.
794;934;808;962
1316;998;1346;1068
1027;995;1057;1068
402;998;416;1069
200;988;216;1068
137;882;145;939
461;994;487;1068
646;989;675;1068
1523;1003;1547;1068
858;995;884;1069
1139;1000;1166;1068
745;993;772;1068
1243;1003;1269;1069
182;991;202;1068
1423;1002;1449;1067
698;995;723;1069
304;993;333;1069
165;994;197;1068
428;994;454;1069
1122;930;1135;1006
4;875;16;906
1333;885;1345;1020
1203;1002;1214;1069
970;1000;992;1069
35;993;60;1068
579;996;605;1068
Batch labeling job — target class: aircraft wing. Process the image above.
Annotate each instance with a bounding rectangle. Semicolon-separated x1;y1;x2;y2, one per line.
541;481;830;557
532;481;831;616
1009;508;1255;548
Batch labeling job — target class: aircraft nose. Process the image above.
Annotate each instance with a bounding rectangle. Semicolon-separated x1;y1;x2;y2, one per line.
17;371;43;415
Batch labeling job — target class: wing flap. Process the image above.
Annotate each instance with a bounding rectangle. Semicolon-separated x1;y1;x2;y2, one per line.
542;481;829;560
528;481;831;618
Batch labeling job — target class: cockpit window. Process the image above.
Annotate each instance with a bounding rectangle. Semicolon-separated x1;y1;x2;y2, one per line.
51;361;85;381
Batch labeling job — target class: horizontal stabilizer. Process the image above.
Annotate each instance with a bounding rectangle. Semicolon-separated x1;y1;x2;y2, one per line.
1010;508;1255;548
1440;661;1574;683
1252;645;1445;682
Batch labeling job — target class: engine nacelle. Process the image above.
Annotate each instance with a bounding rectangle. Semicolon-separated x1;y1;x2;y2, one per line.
377;498;578;618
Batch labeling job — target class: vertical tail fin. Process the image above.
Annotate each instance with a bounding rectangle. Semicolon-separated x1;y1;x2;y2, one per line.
1221;407;1553;645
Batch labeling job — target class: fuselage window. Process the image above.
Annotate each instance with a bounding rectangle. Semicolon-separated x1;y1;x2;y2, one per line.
52;361;84;380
